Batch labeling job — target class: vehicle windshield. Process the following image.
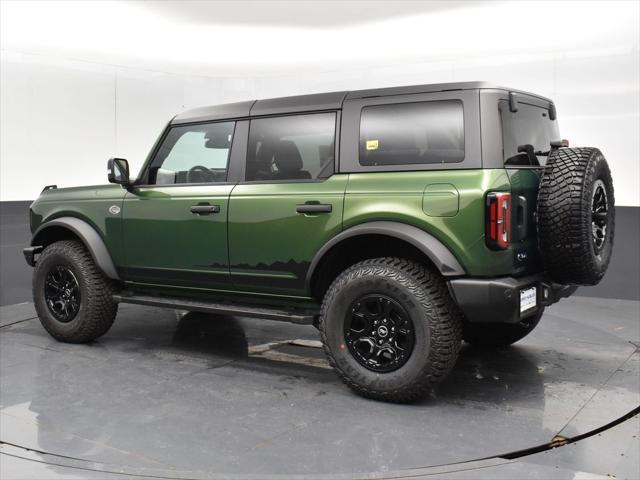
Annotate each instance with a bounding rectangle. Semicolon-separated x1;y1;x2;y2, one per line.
500;100;560;166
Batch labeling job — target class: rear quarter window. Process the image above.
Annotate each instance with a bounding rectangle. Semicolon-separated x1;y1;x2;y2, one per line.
359;100;464;166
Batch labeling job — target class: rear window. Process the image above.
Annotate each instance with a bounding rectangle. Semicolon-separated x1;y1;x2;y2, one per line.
359;100;465;166
500;100;560;166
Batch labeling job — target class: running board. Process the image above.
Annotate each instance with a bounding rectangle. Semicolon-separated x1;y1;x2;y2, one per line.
113;294;316;325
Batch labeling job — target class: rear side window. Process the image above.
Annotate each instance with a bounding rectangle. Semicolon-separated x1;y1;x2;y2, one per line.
246;113;336;181
359;100;464;166
500;101;560;166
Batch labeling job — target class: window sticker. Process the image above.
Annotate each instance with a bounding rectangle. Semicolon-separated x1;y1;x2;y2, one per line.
366;139;379;151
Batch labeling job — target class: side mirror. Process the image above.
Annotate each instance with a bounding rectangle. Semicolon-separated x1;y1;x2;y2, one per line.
107;158;130;187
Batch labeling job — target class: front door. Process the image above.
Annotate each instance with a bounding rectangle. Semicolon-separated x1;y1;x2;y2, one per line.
228;112;346;296
122;120;237;290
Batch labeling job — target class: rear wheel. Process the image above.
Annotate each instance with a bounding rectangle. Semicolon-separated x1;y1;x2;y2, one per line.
33;240;118;343
462;309;544;348
319;258;463;403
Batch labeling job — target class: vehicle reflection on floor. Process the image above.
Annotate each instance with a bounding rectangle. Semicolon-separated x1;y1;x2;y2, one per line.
172;311;250;358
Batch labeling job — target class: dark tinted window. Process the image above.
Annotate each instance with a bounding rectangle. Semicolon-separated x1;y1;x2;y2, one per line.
359;101;464;166
246;113;336;181
500;101;560;166
148;122;234;184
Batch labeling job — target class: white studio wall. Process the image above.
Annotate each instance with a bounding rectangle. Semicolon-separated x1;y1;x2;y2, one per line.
1;0;638;205
0;52;258;199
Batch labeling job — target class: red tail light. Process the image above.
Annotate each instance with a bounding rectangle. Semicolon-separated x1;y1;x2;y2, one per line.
486;192;511;250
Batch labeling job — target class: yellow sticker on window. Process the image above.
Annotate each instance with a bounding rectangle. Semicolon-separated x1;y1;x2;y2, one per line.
366;140;379;151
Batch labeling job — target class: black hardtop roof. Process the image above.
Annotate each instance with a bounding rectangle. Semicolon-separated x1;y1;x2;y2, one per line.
171;81;552;125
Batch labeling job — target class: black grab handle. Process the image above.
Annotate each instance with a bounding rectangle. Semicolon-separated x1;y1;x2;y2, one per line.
296;204;332;214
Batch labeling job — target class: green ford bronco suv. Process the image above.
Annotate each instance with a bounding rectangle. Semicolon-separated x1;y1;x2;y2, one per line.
24;82;615;402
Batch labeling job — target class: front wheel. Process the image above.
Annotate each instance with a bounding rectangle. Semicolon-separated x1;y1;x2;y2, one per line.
33;240;118;343
462;309;544;348
319;258;463;403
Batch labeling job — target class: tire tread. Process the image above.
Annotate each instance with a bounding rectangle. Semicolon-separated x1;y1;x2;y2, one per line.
319;257;462;403
33;240;118;343
537;147;615;285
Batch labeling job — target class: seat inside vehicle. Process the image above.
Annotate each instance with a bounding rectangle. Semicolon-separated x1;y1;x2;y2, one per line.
273;140;311;179
248;141;275;180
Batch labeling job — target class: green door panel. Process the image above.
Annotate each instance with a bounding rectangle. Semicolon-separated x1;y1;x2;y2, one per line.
343;170;515;277
122;185;233;288
228;175;348;295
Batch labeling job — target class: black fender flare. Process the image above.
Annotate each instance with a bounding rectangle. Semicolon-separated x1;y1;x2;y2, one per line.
31;217;120;280
306;221;465;289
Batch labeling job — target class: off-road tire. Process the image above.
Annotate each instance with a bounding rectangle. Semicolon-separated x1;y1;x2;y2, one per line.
462;309;544;348
537;147;615;285
319;258;463;403
33;240;118;343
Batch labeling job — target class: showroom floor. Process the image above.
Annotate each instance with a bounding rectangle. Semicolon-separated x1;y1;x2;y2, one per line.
1;296;638;479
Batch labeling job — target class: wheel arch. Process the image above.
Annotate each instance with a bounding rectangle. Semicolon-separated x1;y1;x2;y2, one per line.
307;221;465;300
31;217;120;280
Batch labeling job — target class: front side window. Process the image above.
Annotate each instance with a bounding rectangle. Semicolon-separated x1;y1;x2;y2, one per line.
246;113;336;181
147;121;235;184
359;100;465;167
500;101;560;166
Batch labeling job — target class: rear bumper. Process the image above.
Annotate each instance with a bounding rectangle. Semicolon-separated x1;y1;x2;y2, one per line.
448;274;577;324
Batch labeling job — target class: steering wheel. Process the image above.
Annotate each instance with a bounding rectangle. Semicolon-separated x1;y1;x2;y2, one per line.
187;165;216;183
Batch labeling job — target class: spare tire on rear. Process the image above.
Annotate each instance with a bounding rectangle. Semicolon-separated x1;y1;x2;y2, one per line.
537;147;615;285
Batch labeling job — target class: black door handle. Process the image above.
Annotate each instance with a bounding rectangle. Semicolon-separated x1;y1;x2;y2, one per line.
296;204;332;214
190;204;221;215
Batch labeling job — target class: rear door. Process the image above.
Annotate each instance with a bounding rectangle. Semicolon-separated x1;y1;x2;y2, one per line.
227;112;347;296
121;120;243;290
500;98;561;274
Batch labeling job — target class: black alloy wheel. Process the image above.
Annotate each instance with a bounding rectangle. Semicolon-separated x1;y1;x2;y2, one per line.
44;265;81;322
344;294;415;373
591;179;609;253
